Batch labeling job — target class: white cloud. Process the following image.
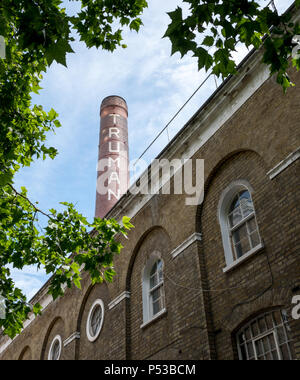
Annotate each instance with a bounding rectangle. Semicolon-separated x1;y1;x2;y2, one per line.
8;266;49;300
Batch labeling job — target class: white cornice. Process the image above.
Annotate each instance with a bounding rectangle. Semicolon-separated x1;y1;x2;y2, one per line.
63;332;80;347
171;233;202;259
267;147;300;180
108;291;131;310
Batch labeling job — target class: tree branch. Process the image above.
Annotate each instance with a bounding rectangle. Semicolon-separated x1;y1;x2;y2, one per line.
7;184;54;219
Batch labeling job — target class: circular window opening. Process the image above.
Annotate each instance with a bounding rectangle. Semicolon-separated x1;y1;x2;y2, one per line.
86;299;104;342
48;335;62;360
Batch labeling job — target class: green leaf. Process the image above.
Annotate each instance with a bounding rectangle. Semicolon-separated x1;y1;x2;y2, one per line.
122;216;134;230
202;36;214;47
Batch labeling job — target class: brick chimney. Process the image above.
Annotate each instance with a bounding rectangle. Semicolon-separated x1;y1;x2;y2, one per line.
95;96;129;219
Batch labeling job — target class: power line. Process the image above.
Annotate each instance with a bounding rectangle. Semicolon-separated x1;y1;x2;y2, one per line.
133;73;213;168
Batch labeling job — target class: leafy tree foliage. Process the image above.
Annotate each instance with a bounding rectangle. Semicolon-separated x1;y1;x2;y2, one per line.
164;0;300;90
0;0;144;338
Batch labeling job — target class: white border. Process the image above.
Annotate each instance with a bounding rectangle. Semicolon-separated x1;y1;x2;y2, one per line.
141;252;166;326
108;291;130;310
267;147;300;180
48;335;62;360
171;233;202;259
218;180;257;268
140;308;167;329
223;243;264;273
63;332;80;347
86;299;105;343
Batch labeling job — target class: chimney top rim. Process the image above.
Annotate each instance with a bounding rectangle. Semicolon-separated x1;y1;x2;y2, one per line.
101;95;127;106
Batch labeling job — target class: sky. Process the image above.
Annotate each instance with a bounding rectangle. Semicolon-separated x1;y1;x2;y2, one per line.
10;0;295;300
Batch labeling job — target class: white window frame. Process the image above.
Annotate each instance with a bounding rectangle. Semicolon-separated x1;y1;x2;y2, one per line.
236;309;295;360
86;299;105;343
48;335;62;360
141;252;166;328
218;180;262;271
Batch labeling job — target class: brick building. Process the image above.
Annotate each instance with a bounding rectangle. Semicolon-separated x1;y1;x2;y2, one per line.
0;13;300;360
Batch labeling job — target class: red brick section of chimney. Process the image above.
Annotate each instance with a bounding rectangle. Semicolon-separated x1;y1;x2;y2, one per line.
95;96;129;219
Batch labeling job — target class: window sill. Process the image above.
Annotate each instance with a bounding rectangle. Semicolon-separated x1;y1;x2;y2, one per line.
223;243;264;273
140;308;167;329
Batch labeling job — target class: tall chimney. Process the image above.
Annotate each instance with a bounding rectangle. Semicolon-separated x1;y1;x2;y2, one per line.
95;96;129;219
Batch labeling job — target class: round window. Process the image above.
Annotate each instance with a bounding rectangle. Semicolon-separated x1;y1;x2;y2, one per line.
86;299;104;342
48;335;62;360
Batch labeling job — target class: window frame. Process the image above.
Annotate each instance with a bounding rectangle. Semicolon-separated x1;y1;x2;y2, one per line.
48;335;62;361
228;190;261;261
141;253;166;327
236;309;295;361
86;299;105;343
148;260;164;318
218;180;263;271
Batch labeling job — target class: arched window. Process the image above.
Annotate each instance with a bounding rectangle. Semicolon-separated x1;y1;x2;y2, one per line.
218;180;262;269
149;260;164;317
142;254;166;326
48;335;62;360
228;190;260;260
236;309;295;360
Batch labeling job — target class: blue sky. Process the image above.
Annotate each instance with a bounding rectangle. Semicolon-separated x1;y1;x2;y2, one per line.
10;0;294;300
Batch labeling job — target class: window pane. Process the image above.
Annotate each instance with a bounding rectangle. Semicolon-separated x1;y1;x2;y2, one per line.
152;300;161;315
52;342;60;360
247;218;258;233
265;352;273;360
233;225;251;258
240;344;247;360
276;327;286;345
258;317;267;334
234;243;243;259
265;313;273;330
250;230;260;248
273;311;282;326
150;285;164;317
262;335;270;352
150;262;158;288
239;191;254;217
150;273;157;289
232;224;248;244
280;344;291;360
240;238;251;256
245;327;251;341
229;207;242;227
238;333;245;345
268;334;276;350
152;294;164;316
247;343;254;359
150;262;157;277
150;260;163;289
251;321;259;338
151;287;161;302
90;305;102;337
229;194;240;213
271;350;279;360
255;340;263;356
157;261;163;282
